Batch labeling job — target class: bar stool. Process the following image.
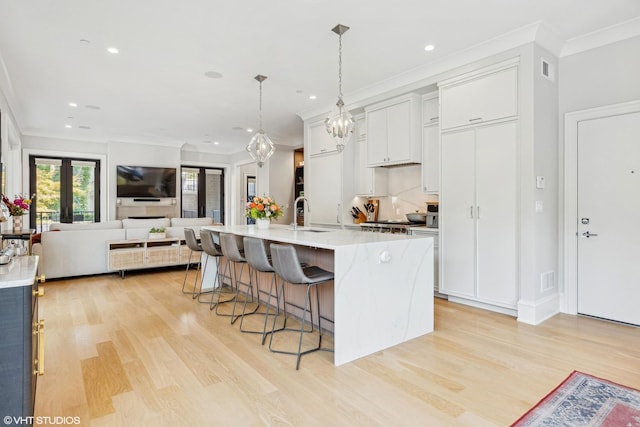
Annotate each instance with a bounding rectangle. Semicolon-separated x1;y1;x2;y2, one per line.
219;232;257;323
197;229;234;309
269;243;334;370
181;228;202;298
241;236;285;344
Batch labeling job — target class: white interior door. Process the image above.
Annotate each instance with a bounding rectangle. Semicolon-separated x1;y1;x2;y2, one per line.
577;111;640;325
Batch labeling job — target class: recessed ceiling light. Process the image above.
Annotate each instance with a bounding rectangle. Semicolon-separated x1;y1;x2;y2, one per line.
65;124;72;129
424;44;435;52
204;71;223;79
107;47;119;54
213;141;220;145
309;95;317;100
68;102;77;107
85;105;101;110
246;128;253;133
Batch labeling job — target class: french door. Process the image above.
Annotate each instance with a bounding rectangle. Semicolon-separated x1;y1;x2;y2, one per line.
181;166;224;223
29;156;101;231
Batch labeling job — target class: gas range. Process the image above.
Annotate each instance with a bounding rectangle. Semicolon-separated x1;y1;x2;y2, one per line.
359;220;425;234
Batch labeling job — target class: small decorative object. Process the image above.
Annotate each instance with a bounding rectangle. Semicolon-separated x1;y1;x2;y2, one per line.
246;195;283;229
1;193;35;232
149;227;166;239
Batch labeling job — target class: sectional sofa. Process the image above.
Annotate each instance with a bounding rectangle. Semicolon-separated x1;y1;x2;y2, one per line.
31;217;214;279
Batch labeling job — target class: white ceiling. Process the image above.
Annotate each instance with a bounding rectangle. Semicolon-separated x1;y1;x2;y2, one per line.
1;1;639;155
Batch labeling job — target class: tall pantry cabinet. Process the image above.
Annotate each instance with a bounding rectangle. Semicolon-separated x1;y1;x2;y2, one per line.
439;59;519;310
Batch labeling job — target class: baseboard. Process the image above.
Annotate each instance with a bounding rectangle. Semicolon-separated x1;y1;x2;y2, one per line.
447;296;517;317
517;293;560;325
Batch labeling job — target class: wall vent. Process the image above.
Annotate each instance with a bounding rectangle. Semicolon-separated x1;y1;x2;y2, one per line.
540;271;556;292
541;58;555;82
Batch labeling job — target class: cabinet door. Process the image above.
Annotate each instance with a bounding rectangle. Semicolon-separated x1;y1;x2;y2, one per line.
306;152;342;225
422;97;439;125
440;66;518;130
307;119;337;156
366;108;388;165
440;129;476;297
422;124;439;193
475;122;517;306
386;101;412;162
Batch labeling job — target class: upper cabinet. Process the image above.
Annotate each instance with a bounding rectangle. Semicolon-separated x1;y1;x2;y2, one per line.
440;62;518;131
354;115;388;196
365;94;422;167
422;93;439;194
307;116;338;156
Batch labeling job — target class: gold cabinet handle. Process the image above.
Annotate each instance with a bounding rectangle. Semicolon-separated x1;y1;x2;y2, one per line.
39;274;46;283
33;319;45;376
32;287;44;297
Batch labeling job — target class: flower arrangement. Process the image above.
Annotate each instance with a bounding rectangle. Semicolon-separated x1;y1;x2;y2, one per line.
246;195;283;221
1;193;35;216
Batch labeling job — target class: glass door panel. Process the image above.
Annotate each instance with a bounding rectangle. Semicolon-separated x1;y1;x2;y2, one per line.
33;158;62;231
181;166;224;223
71;160;96;223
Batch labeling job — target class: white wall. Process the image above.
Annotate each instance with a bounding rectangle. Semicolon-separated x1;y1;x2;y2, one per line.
557;35;640;309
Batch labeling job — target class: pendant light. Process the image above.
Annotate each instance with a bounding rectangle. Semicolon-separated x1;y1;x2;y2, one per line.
246;74;275;167
325;24;354;152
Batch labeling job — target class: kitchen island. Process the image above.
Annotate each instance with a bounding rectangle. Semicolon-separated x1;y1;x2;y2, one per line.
203;224;434;366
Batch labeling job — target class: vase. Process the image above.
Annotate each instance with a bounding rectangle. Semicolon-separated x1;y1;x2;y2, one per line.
256;218;270;229
12;215;23;232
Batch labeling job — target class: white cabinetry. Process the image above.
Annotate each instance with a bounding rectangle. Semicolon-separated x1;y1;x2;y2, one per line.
422;94;439;194
440;121;517;308
306;152;343;226
354;115;387;196
307;117;337;156
365;94;422;166
440;61;518;131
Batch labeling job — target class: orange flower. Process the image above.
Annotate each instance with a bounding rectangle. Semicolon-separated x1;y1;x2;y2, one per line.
249;202;256;208
257;204;265;211
270;204;279;212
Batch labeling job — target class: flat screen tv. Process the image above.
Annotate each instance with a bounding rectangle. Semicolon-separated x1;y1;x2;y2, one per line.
116;165;177;198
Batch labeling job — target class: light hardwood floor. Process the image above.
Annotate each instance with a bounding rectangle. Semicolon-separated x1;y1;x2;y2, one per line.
34;269;639;426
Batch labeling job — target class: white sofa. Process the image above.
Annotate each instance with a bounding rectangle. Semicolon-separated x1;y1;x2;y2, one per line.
32;217;214;279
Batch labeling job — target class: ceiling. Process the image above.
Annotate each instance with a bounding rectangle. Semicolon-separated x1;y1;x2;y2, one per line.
1;1;639;155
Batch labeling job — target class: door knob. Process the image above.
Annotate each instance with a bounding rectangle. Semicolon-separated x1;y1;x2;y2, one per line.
582;231;598;238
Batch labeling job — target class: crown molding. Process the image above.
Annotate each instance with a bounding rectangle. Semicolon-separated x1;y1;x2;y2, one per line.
561;16;640;57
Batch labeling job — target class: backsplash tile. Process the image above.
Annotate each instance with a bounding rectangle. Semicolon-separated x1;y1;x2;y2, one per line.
352;165;438;221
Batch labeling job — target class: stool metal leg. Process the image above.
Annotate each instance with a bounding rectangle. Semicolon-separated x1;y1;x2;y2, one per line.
181;250;201;297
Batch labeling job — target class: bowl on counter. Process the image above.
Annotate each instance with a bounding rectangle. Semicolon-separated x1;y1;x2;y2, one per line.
0;254;12;265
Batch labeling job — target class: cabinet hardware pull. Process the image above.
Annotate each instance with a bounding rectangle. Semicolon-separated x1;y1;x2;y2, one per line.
39;274;46;284
470;206;474;218
430;116;439;121
36;319;45;376
32;287;44;297
320;148;327;152
469;117;483;122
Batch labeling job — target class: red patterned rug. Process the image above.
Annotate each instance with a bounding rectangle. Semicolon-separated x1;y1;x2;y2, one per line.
512;371;640;426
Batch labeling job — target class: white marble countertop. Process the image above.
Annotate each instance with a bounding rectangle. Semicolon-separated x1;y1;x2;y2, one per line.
0;255;39;289
204;224;431;250
410;226;439;233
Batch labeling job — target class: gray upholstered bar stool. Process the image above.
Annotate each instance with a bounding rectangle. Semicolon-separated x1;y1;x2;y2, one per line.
218;232;257;323
197;229;234;309
241;236;284;344
269;243;334;370
181;228;203;298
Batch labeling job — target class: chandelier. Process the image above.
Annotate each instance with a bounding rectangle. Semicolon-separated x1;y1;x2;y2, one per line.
325;24;354;152
246;74;275;167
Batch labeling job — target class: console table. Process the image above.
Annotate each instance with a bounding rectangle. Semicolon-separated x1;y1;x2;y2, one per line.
107;237;198;278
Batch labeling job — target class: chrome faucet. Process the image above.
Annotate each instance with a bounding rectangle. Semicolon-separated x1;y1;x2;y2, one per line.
292;196;310;230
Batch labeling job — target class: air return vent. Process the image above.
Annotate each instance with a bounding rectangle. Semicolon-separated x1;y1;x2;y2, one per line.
541;58;555;82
